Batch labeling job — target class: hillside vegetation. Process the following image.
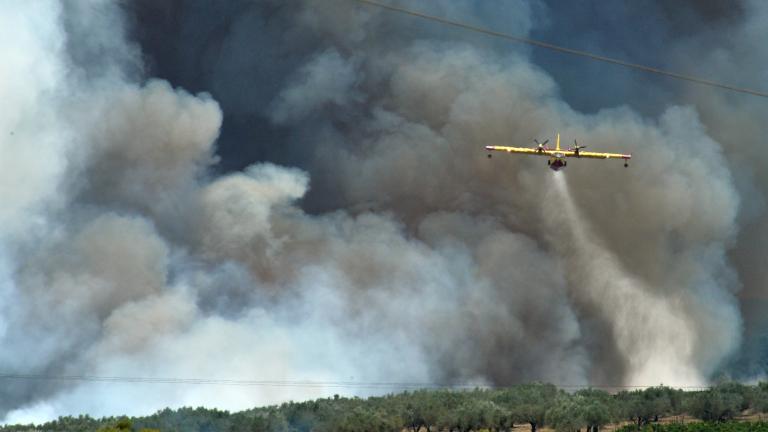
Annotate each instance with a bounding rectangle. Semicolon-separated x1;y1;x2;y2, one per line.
4;382;768;432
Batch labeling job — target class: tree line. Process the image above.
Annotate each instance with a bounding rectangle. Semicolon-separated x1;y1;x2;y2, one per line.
3;382;768;432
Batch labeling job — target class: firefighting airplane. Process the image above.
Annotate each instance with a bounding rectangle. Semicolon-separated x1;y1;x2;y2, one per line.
485;133;632;171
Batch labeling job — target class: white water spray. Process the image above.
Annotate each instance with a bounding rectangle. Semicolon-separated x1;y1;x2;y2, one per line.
544;173;704;386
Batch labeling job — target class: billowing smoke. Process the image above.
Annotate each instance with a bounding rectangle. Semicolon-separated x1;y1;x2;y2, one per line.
1;0;765;423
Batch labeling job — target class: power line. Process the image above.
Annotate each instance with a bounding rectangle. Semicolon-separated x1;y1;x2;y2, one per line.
348;0;768;99
0;373;712;390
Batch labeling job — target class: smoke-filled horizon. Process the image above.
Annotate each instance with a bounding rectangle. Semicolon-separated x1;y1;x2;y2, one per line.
1;0;766;424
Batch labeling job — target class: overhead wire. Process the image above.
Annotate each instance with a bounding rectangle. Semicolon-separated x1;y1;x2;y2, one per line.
347;0;768;99
0;373;712;390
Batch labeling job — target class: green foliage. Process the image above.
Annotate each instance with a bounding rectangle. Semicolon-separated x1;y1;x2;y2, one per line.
685;389;743;422
240;408;290;432
96;418;132;432
317;406;398;432
753;383;768;413
575;389;616;431
6;382;768;432
492;382;558;431
546;395;585;432
617;386;678;426
617;421;768;432
453;399;505;432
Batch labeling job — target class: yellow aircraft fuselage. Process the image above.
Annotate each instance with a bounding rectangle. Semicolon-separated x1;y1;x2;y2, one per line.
546;134;567;171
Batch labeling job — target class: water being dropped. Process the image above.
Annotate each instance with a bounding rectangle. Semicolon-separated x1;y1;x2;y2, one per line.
544;172;703;387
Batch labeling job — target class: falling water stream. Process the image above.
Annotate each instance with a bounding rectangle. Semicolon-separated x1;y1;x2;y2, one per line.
544;172;704;387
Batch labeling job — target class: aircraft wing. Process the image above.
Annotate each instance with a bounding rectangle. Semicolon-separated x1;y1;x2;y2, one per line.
484;145;550;156
569;150;632;160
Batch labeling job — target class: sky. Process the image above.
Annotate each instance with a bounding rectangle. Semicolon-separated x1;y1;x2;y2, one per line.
1;0;767;424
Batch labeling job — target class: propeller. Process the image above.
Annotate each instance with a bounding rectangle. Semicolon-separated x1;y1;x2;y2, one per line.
569;139;587;153
534;138;549;151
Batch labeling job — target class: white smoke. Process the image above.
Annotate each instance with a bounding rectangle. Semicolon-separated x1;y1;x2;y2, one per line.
0;1;69;240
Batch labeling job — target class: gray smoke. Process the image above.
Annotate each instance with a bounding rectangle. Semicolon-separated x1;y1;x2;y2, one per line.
667;0;768;378
0;0;765;423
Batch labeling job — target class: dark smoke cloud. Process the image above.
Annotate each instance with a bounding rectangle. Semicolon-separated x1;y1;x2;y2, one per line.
529;0;745;115
0;0;765;424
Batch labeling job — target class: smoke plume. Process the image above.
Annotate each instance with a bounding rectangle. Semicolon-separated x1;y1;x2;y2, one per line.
1;0;766;423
